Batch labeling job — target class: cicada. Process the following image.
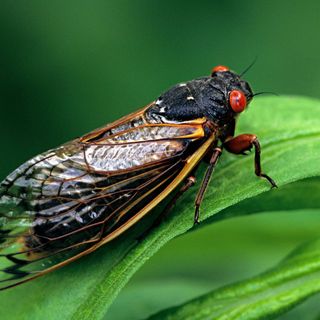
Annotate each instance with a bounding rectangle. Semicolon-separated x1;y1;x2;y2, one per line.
0;65;276;290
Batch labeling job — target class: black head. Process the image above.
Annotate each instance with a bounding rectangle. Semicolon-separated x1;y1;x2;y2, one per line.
147;65;254;130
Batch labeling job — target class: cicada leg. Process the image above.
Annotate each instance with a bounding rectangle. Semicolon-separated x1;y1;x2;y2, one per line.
194;147;222;224
223;134;277;188
162;175;197;217
136;175;197;242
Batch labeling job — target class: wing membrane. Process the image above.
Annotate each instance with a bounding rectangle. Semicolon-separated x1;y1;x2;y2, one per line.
0;105;212;289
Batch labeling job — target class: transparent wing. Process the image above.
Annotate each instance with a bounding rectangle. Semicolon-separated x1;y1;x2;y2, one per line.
0;106;209;289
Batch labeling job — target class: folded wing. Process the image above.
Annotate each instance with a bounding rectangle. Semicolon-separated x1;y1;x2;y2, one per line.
0;105;210;289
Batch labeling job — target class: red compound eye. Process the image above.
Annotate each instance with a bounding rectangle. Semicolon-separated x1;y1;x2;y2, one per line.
229;90;247;113
211;65;229;75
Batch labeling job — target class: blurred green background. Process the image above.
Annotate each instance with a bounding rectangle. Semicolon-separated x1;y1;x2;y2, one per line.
1;1;320;319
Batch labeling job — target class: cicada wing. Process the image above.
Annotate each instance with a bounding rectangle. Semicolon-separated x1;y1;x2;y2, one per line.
0;104;212;290
0;162;184;289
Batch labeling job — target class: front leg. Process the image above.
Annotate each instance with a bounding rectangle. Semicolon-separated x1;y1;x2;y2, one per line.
223;134;277;188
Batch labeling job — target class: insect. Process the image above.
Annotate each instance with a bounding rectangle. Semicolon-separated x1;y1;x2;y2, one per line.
0;65;276;290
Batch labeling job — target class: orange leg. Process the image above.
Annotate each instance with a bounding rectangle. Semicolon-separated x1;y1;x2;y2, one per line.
224;134;277;188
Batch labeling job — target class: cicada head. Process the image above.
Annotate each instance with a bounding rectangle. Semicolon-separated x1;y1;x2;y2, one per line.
147;66;254;132
210;65;254;115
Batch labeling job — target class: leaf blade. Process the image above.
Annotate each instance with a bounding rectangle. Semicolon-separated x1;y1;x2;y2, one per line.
146;238;320;320
1;96;320;320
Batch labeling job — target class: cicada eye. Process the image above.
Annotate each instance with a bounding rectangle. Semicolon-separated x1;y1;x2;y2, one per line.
229;90;247;113
211;65;229;76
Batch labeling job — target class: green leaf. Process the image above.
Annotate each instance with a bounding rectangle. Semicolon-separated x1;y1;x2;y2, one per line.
1;96;320;320
109;179;320;320
146;236;320;320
